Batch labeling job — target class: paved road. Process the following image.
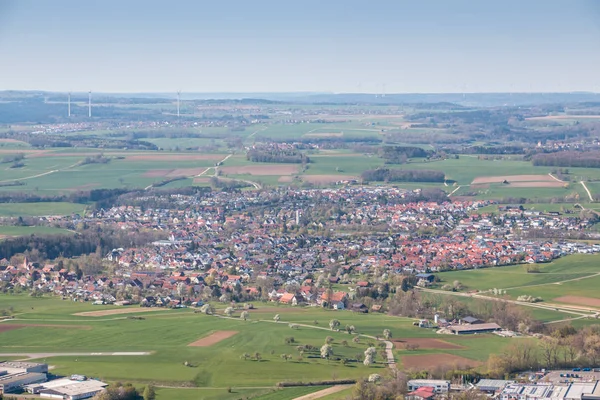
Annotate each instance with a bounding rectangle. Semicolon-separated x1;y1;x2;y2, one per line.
0;352;151;360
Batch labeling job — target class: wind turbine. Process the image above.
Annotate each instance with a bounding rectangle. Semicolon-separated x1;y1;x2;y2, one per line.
88;91;92;118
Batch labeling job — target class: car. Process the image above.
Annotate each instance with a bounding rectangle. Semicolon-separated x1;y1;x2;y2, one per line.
560;374;564;377
583;368;591;371
573;368;581;372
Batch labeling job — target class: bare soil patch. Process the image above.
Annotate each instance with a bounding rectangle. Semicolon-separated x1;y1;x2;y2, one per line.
188;331;238;347
278;176;294;183
402;354;482;370
471;175;559;184
393;338;465;350
193;177;211;184
0;324;91;333
221;165;298;176
144;170;172;178
73;308;168;317
301;175;357;184
555;296;600;308
0;139;26;143
507;181;565;188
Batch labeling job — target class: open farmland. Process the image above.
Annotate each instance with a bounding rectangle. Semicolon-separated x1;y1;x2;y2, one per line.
0;225;73;238
435;254;600;310
0;295;517;397
0;202;86;217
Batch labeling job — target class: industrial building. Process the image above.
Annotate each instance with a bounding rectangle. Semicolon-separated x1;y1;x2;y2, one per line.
407;379;450;394
38;380;108;400
0;361;49;394
500;381;600;400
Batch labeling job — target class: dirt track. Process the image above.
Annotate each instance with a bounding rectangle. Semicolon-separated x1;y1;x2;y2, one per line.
293;385;352;400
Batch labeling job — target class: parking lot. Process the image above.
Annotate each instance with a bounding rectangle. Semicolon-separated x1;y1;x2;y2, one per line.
545;370;600;383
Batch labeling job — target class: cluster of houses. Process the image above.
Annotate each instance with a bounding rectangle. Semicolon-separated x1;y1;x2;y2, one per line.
1;188;599;307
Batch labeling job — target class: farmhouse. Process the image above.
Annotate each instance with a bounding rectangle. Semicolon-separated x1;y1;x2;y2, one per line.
448;322;501;335
279;293;301;306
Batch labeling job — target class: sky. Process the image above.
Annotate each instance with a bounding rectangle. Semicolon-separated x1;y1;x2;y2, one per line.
1;0;600;93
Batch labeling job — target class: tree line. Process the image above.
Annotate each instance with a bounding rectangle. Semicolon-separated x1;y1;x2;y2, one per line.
0;226;165;262
379;146;433;164
247;149;310;164
361;168;445;183
532;151;600;168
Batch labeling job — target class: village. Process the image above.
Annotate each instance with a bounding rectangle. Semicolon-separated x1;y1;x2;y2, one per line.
1;187;598;312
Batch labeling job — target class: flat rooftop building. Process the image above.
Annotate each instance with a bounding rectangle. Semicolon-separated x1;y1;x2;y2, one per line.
0;361;48;373
0;372;47;394
448;322;501;335
39;379;107;400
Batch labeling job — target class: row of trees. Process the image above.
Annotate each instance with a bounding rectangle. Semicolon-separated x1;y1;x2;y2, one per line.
487;325;600;377
532;151;600;168
361;168;445;183
0;226;165;263
247;148;310;163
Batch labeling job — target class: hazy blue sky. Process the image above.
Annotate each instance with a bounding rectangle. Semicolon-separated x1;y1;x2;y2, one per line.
1;0;600;93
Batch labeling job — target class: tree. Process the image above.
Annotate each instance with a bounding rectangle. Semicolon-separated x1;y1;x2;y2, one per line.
320;344;333;359
241;353;250;361
224;307;234;317
345;324;356;334
539;336;560;368
368;374;381;383
280;354;292;362
240;311;249;321
383;329;392;340
273;314;280;322
364;347;377;367
254;352;261;361
329;319;340;331
199;304;214;315
585;334;600;366
326;336;334;344
143;384;156;400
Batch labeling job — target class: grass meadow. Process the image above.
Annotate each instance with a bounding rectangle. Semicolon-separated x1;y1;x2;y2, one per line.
436;254;600;305
0;295;516;398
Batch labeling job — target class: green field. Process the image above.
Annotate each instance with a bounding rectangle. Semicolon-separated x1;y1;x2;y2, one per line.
0;202;87;217
0;225;73;237
0;295;515;392
436;254;600;304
